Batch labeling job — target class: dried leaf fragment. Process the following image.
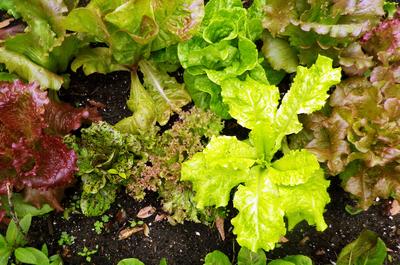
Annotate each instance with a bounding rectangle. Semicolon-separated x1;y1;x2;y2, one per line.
390;200;400;216
279;236;289;243
154;214;167;222
143;224;150;237
118;227;144;240
137;206;156;219
215;217;225;241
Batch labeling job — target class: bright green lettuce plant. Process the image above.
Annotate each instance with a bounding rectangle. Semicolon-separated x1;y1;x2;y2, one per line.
182;55;341;252
177;0;266;118
204;248;312;265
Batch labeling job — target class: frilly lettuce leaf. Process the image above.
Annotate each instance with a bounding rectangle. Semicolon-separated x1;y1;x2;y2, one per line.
182;55;340;252
232;167;330;251
279;168;330;231
269;150;320;186
221;77;278;130
361;17;400;65
261;32;298;73
0;0;81;89
1;0;81;74
63;7;110;42
115;72;156;134
272;55;341;153
231;167;286;252
291;111;350;176
183;71;230;119
181;136;258;209
338;43;374;76
177;0;264;117
139;60;191;126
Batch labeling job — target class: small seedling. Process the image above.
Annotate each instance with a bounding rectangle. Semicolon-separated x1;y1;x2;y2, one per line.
78;245;98;262
58;231;75;246
63;195;81;220
101;215;110;223
93;220;104;235
129;220;144;228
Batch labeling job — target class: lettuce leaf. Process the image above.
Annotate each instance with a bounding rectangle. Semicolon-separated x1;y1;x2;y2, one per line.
257;0;385;71
181;136;257;209
0;47;64;91
182;55;340;252
177;0;265;117
361;16;400;65
115;60;191;134
0;0;84;89
336;229;387;265
290;16;400;208
64;0;204;67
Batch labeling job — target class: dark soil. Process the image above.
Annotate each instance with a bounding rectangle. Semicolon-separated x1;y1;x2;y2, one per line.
26;179;400;265
28;190;234;265
21;70;400;265
59;70;132;125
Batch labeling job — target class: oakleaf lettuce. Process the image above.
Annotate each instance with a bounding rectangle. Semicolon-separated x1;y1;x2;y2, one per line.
290;15;400;210
181;55;341;251
256;0;385;72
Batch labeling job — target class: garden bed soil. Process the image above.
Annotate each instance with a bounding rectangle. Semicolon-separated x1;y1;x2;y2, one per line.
4;70;400;265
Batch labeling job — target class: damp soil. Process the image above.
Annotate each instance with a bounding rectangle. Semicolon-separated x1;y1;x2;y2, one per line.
13;70;400;265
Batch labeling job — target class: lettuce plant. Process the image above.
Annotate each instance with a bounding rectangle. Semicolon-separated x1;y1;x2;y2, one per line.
65;121;145;216
204;248;312;265
290;14;400;209
0;0;82;89
63;0;202;134
181;55;341;251
254;0;385;73
67;107;223;223
0;80;99;220
178;0;265;118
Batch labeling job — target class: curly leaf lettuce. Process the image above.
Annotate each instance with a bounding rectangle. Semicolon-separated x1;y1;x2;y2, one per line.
182;136;257;209
182;55;340;251
177;0;264;118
